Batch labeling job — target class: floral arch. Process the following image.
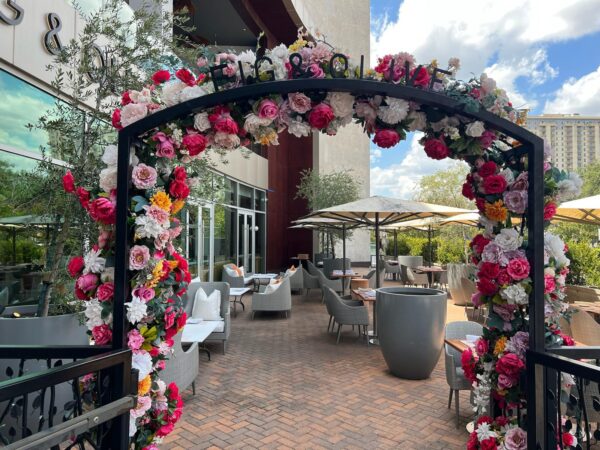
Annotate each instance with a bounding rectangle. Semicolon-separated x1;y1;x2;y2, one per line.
62;42;582;449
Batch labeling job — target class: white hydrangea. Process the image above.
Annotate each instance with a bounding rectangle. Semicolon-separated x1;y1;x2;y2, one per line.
544;232;570;268
377;97;409;124
161;80;187;106
84;248;106;274
179;85;207;103
494;228;523;252
129;88;152;104
132;351;153;379
120;103;148;128
99;166;118;192
500;284;529;305
101;145;119;166
84;299;104;330
193;112;211;132
125;296;147;324
465;120;485;137
287;117;311;138
557;172;583;201
327;92;354;117
407;111;427;131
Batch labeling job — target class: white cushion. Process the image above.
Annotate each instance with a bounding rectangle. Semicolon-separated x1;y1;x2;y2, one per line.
191;288;221;320
264;282;281;294
224;266;237;277
206;320;224;333
239;266;245;276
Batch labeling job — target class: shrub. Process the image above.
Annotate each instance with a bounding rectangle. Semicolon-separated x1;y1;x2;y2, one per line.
566;242;600;287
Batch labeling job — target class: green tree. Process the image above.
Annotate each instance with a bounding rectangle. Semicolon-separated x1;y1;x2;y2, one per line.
579;160;600;196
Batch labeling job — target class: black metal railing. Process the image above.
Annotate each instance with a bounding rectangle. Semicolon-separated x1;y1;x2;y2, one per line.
527;348;600;450
0;347;135;449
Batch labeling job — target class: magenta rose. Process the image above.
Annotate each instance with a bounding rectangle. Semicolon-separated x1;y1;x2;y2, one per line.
482;174;508;194
507;258;530;280
92;324;112;345
169;178;190;199
496;353;525;378
478;161;497;178
503;190;527;214
132;164;158;190
132;285;155;302
544;202;557;221
67;256;85;277
497;269;511;286
307;63;325;78
62;170;75;193
544;274;556;294
77;273;99;293
257;99;279;120
88;198;116;225
475;338;489;357
127;329;145;350
479;130;496;149
372;129;401;148
152;132;175;159
423;137;450;160
213;116;239;134
307;103;335;129
477;277;498;296
129;245;150;270
288;92;312;114
497;373;516;389
182;132;207;157
409;66;430;87
96;282;114;302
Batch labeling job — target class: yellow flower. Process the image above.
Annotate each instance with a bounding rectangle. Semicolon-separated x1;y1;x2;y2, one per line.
289;38;307;53
485;200;508;223
138;375;151;396
151;191;172;212
171;199;185;215
146;260;164;288
494;336;507;356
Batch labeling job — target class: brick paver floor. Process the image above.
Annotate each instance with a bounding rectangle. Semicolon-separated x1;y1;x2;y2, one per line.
163;278;471;450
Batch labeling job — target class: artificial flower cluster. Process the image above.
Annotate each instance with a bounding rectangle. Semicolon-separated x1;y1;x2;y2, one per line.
63;141;191;448
467;415;527;450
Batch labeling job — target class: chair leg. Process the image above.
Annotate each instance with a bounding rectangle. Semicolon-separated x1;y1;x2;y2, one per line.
192;381;196;395
455;390;460;428
447;388;453;408
336;324;342;344
328;315;333;332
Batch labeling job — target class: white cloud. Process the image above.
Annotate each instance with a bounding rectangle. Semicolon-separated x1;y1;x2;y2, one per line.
370;0;600;109
543;66;600;115
370;133;460;199
370;147;382;163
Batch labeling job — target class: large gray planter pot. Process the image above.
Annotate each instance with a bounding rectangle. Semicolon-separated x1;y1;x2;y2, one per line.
376;287;447;379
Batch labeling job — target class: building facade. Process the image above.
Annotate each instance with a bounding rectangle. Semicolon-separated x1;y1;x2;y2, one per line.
525;114;600;171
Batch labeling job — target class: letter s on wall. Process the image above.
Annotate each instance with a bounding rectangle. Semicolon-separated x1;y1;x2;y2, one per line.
0;0;24;25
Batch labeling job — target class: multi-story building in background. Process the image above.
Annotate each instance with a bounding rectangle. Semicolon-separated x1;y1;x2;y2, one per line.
525;114;600;171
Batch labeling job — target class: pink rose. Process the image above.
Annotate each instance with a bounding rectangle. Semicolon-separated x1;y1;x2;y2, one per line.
98;230;112;249
496;353;525;378
132;286;155;302
257;99;279;120
152;132;175;159
475;338;489;356
288;92;312;114
511;172;528;191
127;329;145;351
92;324;112;345
471;292;483;307
544;274;556;294
307;103;335;129
307;63;325;78
155;422;175;437
543;202;557;221
503;190;527;214
154;230;171;250
77;273;99;293
88;198;116;225
423;137;450;160
504;427;527;450
132;164;158;190
497;373;516;389
372;129;401;148
507;258;530;280
479;130;496;149
96;282;114;302
120;103;147;127
181;132;207;156
129;245;150;270
213;116;239;134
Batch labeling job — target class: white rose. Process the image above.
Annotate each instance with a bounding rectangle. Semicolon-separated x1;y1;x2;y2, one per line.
179;85;207;102
131;351;153;379
160;80;187;106
494;228;522;252
244;113;273;134
377;97;409;124
237;49;256;73
327;92;354;117
120;103;148;127
193;112;211;132
270;43;288;61
101;145;118;166
125;296;147;324
544;232;569;268
500;284;528;305
214;131;241;149
129;88;152;104
465;121;485;138
287;118;311;138
99;166;118;192
407;111;426;131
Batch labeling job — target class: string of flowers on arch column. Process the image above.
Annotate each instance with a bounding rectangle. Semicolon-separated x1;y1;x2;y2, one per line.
62;35;582;449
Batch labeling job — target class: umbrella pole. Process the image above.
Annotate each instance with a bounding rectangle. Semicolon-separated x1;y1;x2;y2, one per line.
375;213;380;289
428;225;432;267
394;229;398;259
342;224;346;272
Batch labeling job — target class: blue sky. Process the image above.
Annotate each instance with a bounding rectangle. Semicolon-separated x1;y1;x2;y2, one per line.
369;0;600;199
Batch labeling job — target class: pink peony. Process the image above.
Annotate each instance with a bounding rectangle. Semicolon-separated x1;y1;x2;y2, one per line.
503;190;527;214
132;285;155;302
67;256;85;277
307;63;325;78
544;274;556;294
127;329;145;351
213;116;239;134
132;164;158;190
145;205;170;226
507;258;530;280
257;99;279;120
152;132;175;159
372;129;401;148
423;137;449;160
88;198;116;225
77;273;98;293
92;324;112;345
496;353;525;378
307;103;335;129
181;132;207;156
96;282;114;302
479;130;496;149
511;172;528;191
288;92;312;114
129;245;150;270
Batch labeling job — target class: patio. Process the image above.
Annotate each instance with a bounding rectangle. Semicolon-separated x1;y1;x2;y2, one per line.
162;274;470;450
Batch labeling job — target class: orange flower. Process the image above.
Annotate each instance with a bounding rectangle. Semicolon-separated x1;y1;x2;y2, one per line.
138;375;151;396
151;191;172;212
485;200;508;222
168;260;178;270
171;199;185;215
494;336;507;356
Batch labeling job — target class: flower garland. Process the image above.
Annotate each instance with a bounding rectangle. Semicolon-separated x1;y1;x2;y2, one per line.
62;33;583;448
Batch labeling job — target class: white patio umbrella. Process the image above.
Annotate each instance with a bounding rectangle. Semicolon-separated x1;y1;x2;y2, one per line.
304;196;472;288
554;195;600;225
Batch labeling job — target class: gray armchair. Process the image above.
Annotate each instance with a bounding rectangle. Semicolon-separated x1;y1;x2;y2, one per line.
362;268;385;289
307;260;321;277
461;277;484;322
383;259;400;280
284;268;303;292
315;267;343;301
221;264;253;288
185;281;231;354
160;330;199;394
325;287;369;344
251;276;292;319
302;268;320;295
406;266;429;287
323;258;351;278
444;321;483;428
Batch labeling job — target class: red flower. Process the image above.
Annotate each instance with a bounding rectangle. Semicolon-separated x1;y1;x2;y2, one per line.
88;198;116;225
96;282;114;302
544;202;557;221
172;166;187;181
507;258;530;280
175;68;195;86
497;269;511;286
478;262;500;280
176;311;187;331
476;415;493;426
423;137;450;160
461;348;477;383
76;187;90;209
67;256;85;277
164;307;175;330
213;116;239;134
480;437;498;450
372;129;400;148
74;286;89;300
307;103;335;129
181;132;207;156
409;66;430;87
470;234;490;254
561;333;575;346
92;324;112;345
562;432;575;447
494;416;509;427
475;197;486;212
482;174;507;194
462;181;475;200
155;422;175;437
62;171;75;193
152;69;171;84
475;338;489;356
477;277;498;296
121;91;132;106
496;353;525;378
478;161;497;177
208;105;231;123
466;432;479;450
169;179;190;199
167;382;179;400
111;108;122;130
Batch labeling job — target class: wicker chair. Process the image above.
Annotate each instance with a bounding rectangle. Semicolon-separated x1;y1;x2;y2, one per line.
325;287;369;344
445;321;483;428
406;266;429;287
221;264;253;288
251;276;292;319
160;330;199;394
302;268;320;295
185;281;231;354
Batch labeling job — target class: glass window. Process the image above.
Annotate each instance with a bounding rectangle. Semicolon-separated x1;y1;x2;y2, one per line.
214;176;236;205
213;205;236;280
255;213;266;273
238;183;253;209
255;189;266;211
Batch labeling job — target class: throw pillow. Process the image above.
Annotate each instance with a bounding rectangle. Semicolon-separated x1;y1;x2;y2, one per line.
191;288;221;320
239;266;245;277
264;282;281;294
